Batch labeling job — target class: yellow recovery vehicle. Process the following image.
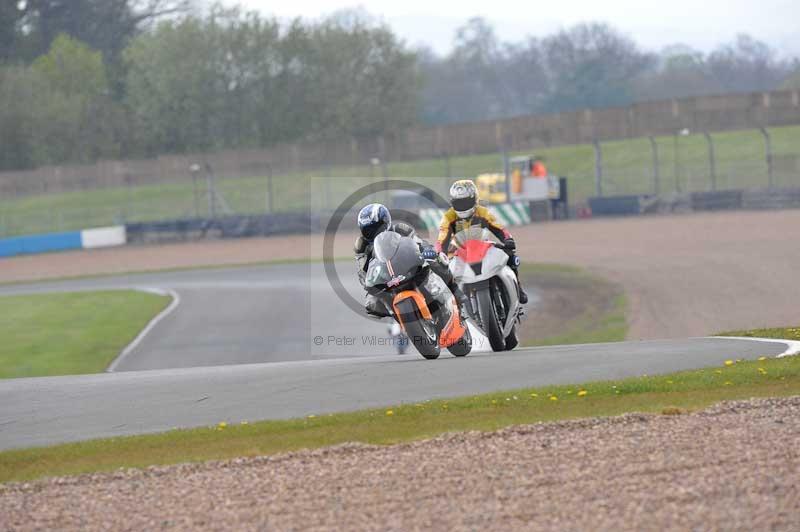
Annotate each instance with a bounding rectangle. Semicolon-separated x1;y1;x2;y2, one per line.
475;156;568;220
475;172;508;204
476;156;552;204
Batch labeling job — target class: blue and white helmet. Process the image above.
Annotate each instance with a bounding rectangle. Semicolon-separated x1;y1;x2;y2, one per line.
357;203;391;241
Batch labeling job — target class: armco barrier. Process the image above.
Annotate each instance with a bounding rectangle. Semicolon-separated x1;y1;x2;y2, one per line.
0;226;126;258
418;202;532;232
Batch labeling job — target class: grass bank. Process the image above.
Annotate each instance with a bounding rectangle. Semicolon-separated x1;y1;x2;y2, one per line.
0;290;170;379
718;325;800;342
519;263;627;346
2;345;797;483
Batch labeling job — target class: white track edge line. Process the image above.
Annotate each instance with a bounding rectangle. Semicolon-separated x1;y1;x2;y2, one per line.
706;336;800;358
106;288;181;372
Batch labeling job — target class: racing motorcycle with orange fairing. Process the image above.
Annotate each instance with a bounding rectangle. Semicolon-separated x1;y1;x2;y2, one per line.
365;231;472;359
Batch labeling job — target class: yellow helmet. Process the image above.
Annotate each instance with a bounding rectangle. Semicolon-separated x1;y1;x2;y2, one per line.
449;179;478;219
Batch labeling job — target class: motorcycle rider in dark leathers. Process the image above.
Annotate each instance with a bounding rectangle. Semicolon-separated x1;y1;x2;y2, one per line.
354;203;466;319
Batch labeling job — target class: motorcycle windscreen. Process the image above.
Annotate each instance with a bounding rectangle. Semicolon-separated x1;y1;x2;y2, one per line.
452;226;495;247
373;230;402;262
372;231;423;285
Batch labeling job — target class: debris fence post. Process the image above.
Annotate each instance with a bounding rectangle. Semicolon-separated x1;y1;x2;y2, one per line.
648;136;660;196
704;132;717;191
759;127;774;188
593;139;603;197
266;164;274;214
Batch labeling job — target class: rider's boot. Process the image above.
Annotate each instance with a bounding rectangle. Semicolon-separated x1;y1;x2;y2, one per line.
365;294;392;319
455;285;472;319
509;264;529;304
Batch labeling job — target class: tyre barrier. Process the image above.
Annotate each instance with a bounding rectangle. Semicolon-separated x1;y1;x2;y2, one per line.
0;226;126;258
125;213;322;244
742;187;800;210
690;190;744;211
587;195;643;216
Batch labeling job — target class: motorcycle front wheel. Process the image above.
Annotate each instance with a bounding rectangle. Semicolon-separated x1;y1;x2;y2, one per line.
447;322;472;357
476;287;506;352
396;299;440;359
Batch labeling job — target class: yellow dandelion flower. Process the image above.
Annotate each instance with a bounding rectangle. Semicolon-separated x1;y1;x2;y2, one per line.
724;381;733;385
724;360;734;366
758;356;767;361
530;393;538;398
577;390;588;397
491;399;498;404
550;396;558;401
307;414;316;419
217;421;227;429
385;410;394;416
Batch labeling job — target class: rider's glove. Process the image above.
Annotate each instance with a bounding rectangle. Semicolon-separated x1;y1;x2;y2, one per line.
421;247;438;260
503;237;516;251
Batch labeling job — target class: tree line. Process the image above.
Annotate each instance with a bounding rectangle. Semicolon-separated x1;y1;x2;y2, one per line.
418;18;799;124
1;3;798;171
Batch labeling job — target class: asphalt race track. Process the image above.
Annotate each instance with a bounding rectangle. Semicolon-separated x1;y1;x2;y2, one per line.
0;263;795;450
0;262;510;370
0;337;793;450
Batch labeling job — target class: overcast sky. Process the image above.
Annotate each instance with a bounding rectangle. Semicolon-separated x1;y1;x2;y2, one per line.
221;0;799;56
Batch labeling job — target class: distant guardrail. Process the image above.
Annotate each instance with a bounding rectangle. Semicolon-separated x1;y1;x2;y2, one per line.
586;186;800;217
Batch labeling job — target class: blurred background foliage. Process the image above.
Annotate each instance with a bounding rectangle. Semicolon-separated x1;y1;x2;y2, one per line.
1;1;798;171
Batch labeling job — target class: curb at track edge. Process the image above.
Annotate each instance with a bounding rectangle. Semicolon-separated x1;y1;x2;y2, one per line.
707;336;800;358
106;288;181;372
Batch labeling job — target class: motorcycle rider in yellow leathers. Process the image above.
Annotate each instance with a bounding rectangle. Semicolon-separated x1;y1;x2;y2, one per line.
434;179;529;304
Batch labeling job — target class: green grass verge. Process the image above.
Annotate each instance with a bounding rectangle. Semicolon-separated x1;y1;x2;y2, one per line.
2;124;799;237
0;290;170;379
520;263;627;346
2;350;797;483
718;326;800;342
